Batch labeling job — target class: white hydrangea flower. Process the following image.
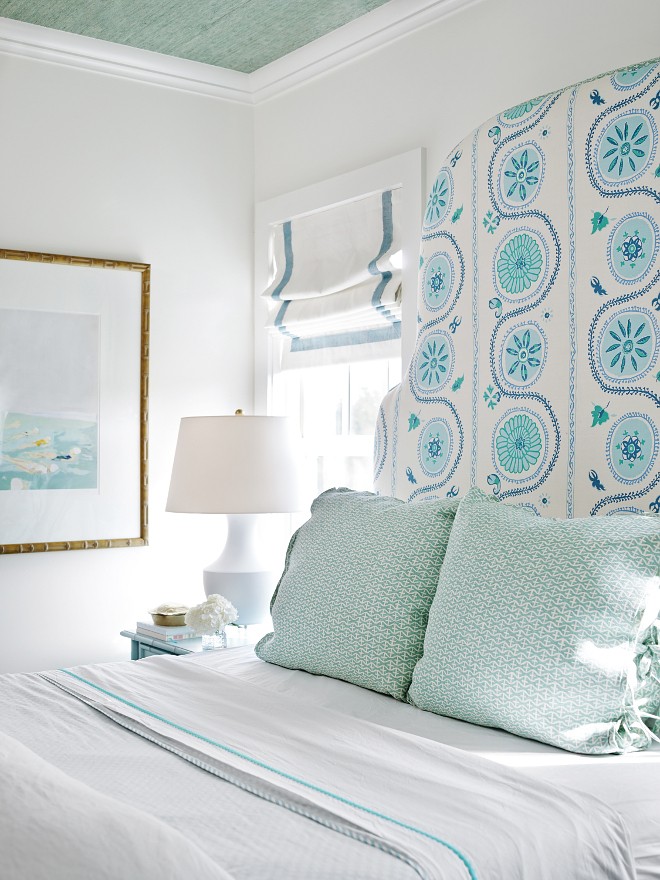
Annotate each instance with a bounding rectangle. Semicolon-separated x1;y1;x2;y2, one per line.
185;594;238;634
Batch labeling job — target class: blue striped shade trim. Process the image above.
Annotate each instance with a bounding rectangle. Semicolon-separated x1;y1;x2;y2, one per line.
369;190;394;309
272;191;400;353
290;322;401;353
270;220;294;302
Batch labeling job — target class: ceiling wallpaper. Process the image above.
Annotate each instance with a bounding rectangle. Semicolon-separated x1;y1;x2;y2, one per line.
0;0;392;73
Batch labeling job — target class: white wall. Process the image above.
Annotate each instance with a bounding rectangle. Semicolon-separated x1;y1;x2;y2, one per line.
254;0;660;205
0;54;254;672
3;0;660;673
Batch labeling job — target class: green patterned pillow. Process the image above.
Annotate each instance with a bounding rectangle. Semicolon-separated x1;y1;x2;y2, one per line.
408;487;660;754
255;488;458;700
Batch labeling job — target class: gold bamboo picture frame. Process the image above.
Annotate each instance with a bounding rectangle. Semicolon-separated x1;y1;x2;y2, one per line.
0;249;149;554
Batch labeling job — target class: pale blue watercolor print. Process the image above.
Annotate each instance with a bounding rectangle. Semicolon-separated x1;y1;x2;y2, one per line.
0;308;99;492
0;413;98;490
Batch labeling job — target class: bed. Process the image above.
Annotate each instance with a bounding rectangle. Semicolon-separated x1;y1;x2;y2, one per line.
1;647;658;879
3;56;660;880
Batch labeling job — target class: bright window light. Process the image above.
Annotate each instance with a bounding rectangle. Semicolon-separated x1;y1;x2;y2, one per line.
276;358;401;504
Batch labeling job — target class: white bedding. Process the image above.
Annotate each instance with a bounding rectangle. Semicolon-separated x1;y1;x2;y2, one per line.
40;651;636;880
0;671;416;880
194;646;660;879
0;727;234;880
1;646;658;879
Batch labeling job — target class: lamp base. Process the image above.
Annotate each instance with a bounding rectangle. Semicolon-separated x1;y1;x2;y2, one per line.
203;513;279;626
203;569;278;625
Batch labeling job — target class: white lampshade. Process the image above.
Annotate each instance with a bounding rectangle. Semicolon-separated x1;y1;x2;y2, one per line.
166;415;304;514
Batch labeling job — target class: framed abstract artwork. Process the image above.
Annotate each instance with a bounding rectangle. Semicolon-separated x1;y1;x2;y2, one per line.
0;249;149;554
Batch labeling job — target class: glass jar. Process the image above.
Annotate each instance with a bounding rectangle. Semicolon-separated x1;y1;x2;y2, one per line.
201;627;227;650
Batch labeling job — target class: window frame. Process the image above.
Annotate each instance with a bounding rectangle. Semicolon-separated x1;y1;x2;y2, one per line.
254;149;425;415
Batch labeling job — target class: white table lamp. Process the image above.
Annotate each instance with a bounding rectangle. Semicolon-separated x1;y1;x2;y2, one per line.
166;412;304;624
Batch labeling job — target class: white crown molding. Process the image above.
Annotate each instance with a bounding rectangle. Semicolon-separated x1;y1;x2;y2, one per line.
249;0;485;102
0;17;253;104
0;0;483;105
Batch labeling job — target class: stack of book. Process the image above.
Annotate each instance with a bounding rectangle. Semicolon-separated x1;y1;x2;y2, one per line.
136;621;200;643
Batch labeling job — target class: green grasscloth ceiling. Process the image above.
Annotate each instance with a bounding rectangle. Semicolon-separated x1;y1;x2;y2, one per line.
0;0;392;73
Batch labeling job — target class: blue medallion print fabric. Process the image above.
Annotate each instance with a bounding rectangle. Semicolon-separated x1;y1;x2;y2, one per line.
374;57;660;518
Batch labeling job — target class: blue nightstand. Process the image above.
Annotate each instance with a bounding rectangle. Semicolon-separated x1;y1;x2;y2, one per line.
120;625;268;660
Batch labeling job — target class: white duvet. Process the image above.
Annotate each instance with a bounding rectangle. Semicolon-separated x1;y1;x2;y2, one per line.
0;726;234;880
43;654;635;880
204;646;660;878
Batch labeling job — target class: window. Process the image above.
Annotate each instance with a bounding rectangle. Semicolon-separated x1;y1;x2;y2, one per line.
254;151;423;507
273;358;401;503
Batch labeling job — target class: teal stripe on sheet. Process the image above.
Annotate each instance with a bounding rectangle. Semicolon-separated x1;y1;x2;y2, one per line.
60;669;478;880
43;680;422;880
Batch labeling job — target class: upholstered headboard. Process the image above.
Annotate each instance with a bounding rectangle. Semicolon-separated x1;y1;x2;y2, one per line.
374;58;660;519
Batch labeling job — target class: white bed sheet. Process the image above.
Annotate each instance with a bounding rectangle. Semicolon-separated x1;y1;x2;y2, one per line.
0;728;234;880
42;652;635;880
188;646;660;879
0;672;417;880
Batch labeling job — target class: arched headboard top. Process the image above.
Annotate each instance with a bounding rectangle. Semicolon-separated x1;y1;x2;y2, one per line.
374;58;660;519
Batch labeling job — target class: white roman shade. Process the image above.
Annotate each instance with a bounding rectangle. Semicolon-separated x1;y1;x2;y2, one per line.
263;188;402;368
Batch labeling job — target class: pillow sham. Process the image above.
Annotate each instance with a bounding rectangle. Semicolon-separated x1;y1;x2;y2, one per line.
408;487;660;754
255;488;458;700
